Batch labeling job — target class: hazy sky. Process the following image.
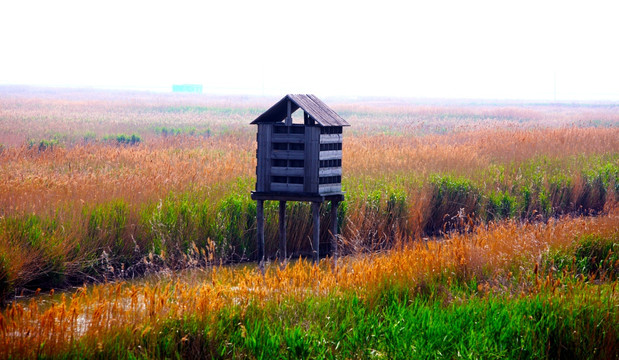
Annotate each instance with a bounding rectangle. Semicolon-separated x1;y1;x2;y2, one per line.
1;0;618;101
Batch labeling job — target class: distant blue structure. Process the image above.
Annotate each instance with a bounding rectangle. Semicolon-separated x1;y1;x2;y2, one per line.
172;84;203;93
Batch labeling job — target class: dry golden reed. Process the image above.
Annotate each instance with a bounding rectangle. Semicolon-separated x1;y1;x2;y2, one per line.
1;210;617;358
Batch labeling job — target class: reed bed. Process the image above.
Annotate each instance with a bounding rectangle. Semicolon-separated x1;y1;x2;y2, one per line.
1;87;618;357
1;88;618;300
1;210;617;358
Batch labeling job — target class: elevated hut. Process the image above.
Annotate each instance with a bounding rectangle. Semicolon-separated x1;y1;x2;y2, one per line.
251;94;349;264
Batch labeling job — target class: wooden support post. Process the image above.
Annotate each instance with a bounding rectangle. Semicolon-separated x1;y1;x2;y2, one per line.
286;100;292;126
330;200;339;264
256;200;265;267
312;201;320;263
278;201;287;262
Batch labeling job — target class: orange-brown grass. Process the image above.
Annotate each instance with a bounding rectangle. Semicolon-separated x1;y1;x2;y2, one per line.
1;86;617;219
345;127;619;180
1;127;617;219
0;135;254;217
1;210;617;358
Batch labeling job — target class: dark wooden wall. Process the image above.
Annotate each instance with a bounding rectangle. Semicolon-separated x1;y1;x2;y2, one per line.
256;124;343;196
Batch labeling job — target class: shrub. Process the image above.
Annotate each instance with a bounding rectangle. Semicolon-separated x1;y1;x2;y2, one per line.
28;138;59;152
104;133;141;146
82;131;97;143
485;190;516;221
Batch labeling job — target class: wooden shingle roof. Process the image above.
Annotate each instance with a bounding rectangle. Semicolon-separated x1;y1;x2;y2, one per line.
251;94;350;127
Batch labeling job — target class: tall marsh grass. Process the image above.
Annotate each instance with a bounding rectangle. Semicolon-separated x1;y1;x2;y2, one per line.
0;89;618;300
1;211;617;358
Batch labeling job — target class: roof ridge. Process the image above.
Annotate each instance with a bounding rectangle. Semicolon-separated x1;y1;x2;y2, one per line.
251;94;349;127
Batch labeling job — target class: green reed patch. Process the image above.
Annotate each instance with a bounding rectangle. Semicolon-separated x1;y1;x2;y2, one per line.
545;233;619;280
425;175;480;235
64;282;618;359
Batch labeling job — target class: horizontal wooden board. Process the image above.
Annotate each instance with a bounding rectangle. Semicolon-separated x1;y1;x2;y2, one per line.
319;184;342;194
272;133;305;143
319;134;343;144
319;167;342;177
270;167;305;177
319;150;342;160
270;183;304;193
271;150;305;160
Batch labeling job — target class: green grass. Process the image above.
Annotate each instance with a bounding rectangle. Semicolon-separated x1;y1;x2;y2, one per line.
56;279;619;359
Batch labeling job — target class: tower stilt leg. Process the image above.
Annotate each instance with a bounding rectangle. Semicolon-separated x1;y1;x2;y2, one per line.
256;199;265;271
330;200;339;266
312;202;320;263
278;200;287;263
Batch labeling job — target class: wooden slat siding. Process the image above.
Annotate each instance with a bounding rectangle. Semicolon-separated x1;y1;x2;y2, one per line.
319;168;342;177
271;167;304;177
271;150;305;160
256;124;272;192
272;133;304;143
304;126;320;193
320;134;343;144
319;150;342;160
271;183;304;193
251;94;350;127
319;184;342;194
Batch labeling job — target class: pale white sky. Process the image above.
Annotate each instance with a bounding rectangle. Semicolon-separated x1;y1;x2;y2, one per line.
1;0;618;101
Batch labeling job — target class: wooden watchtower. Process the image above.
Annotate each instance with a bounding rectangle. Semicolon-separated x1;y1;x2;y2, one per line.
251;94;350;264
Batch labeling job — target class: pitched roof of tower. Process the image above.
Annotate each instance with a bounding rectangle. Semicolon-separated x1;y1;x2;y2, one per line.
250;94;349;127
